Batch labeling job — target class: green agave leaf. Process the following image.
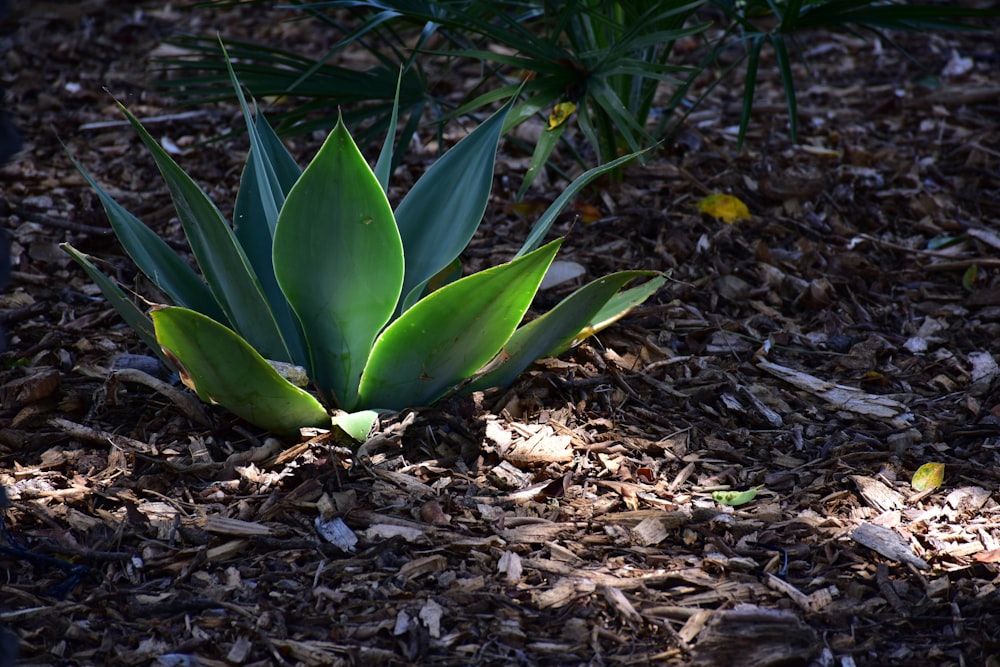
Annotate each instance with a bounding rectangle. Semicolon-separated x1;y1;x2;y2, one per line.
60;243;173;370
225;40;287;236
232;107;301;250
516;147;651;259
463;270;664;393
67;155;226;325
331;410;380;443
151;307;330;435
273;118;404;410
548;275;667;357
374;69;404;193
358;239;562;410
394;95;517;312
117;102;292;362
232;107;309;368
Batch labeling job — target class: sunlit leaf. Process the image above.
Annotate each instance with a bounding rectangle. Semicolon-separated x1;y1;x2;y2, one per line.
463;271;664;392
273;118;403;409
911;462;944;491
359;241;561;410
547;101;577;130
696;193;752;223
151;307;330;434
712;486;762;506
331;410;379;443
548;275;667;356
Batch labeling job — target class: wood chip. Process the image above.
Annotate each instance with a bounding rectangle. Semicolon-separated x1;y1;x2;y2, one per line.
850;475;905;512
757;359;911;423
851;522;929;570
200;515;273;537
690;605;819;667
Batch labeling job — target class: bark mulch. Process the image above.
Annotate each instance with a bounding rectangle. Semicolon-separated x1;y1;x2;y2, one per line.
1;2;999;665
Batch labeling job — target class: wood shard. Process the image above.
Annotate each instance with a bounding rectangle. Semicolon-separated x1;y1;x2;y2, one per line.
851;522;930;570
691;605;820;667
850;475;905;512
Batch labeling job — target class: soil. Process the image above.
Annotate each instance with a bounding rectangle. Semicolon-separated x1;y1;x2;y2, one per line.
1;2;1000;666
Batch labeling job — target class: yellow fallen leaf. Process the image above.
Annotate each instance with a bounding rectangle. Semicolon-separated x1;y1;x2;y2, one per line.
696;193;751;223
548;101;577;130
911;462;944;491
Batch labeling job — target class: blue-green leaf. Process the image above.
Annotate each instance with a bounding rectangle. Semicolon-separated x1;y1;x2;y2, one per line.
374;69;404;193
516;147;651;259
232;109;309;368
394;96;517;312
548;276;667;356
67;155;226;324
117;102;291;362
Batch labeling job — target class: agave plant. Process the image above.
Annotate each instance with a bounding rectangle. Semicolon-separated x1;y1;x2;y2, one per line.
61;57;664;438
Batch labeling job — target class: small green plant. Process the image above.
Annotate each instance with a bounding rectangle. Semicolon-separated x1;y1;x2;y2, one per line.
62;53;664;437
158;0;999;188
158;0;710;190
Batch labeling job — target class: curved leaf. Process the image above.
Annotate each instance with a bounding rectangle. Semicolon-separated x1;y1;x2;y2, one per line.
61;243;173;369
464;271;664;392
911;462;944;491
232;108;309;367
359;240;562;410
394;96;516;311
273;118;404;409
548;275;667;356
331;410;380;443
68;155;226;324
118;102;291;361
515;147;651;259
151;307;329;434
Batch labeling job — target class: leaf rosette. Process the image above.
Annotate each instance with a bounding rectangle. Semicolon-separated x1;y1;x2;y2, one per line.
62;49;664;436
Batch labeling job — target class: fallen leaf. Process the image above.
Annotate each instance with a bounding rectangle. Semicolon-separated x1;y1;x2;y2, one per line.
548;101;577;130
696;193;751;223
571;201;602;223
911;462;944;491
962;263;979;292
713;486;762;506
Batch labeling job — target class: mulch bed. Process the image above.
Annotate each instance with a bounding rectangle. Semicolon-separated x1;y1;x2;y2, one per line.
1;2;999;665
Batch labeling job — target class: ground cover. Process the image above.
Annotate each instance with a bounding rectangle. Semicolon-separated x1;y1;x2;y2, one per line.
1;2;999;665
